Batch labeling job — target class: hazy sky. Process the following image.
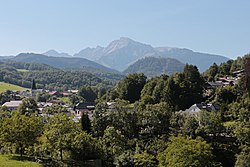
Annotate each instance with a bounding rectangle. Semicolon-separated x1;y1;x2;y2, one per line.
0;0;249;59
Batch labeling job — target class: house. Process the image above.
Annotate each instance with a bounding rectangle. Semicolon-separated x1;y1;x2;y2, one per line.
185;103;220;113
19;90;32;97
107;102;116;109
48;91;61;97
67;90;79;94
31;89;44;97
37;102;53;113
49;99;64;105
2;100;22;111
232;69;244;77
74;102;95;116
207;81;223;88
60;92;72;96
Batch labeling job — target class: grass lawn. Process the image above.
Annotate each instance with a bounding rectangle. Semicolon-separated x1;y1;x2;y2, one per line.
59;96;71;105
17;69;30;72
0;82;28;93
223;121;236;127
0;155;42;167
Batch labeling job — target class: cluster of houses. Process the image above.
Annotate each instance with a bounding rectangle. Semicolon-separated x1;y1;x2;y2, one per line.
206;69;244;88
1;88;98;122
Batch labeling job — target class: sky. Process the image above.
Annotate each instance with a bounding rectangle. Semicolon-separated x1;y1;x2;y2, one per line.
0;0;249;59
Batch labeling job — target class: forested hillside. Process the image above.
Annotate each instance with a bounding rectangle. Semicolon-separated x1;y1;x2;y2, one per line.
12;53;118;73
0;61;109;90
123;57;185;77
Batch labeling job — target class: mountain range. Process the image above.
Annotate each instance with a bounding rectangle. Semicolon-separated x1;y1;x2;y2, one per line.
72;37;229;72
0;37;230;74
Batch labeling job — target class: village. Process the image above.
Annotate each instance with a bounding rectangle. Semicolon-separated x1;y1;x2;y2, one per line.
1;69;244;121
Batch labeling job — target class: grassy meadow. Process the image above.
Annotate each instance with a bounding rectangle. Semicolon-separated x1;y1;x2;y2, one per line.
0;155;42;167
0;82;28;93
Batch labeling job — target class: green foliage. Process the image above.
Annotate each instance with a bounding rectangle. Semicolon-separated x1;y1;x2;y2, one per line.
140;75;168;104
157;135;219;167
4;61;57;71
133;64;205;110
134;151;157;167
232;95;250;146
198;110;224;137
36;92;51;102
42;104;68;115
117;73;147;103
101;126;129;165
172;112;199;137
70;131;103;161
123;57;185;77
204;63;219;81
43;113;78;160
235;146;250;167
18;98;39;115
242;57;250;94
91;102;111;137
215;86;237;104
81;113;91;133
92;102;138;139
0;90;12;105
137;102;172;140
219;60;233;75
0;112;43;157
78;86;97;102
69;94;84;105
162;64;204;110
0;62;105;90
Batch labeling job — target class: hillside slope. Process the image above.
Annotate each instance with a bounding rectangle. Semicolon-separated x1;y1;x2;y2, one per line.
123;57;185;77
12;53;118;73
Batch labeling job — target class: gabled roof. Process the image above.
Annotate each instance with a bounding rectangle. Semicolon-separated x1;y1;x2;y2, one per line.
186;103;220;113
75;102;96;110
2;101;22;108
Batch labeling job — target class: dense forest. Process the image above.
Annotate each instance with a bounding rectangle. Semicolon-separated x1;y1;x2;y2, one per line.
123;57;185;77
0;54;250;166
0;61;123;91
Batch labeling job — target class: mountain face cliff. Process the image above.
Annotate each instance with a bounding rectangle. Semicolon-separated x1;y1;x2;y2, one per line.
123;57;185;77
74;37;229;72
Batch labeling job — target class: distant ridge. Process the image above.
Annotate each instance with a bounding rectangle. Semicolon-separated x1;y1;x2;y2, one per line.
11;53;119;73
123;57;185;77
43;50;72;57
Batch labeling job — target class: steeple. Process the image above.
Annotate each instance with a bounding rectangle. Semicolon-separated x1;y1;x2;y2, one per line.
31;79;37;90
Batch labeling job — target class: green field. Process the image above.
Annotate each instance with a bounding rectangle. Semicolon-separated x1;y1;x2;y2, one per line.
0;155;42;167
0;82;28;93
17;69;30;72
